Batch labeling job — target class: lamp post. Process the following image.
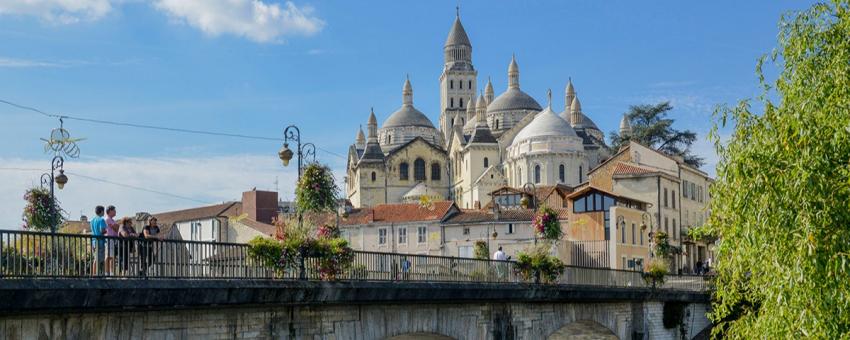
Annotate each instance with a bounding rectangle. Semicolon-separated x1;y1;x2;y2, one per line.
40;155;67;233
278;125;317;179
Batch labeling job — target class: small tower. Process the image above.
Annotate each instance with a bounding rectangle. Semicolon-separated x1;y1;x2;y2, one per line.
485;77;494;104
565;78;576;114
570;96;583;127
476;94;487;121
508;54;520;89
465;96;476;126
403;76;413;106
439;10;477;142
355;126;366;149
619;113;632;137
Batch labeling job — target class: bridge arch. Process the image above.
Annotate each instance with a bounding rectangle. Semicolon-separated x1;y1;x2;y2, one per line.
546;320;618;339
385;333;456;340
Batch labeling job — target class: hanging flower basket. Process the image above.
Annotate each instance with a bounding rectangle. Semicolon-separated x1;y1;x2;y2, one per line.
22;187;63;232
295;163;339;214
532;206;562;241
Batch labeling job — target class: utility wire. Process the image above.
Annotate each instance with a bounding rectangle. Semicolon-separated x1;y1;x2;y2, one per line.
0;167;212;204
0;98;347;159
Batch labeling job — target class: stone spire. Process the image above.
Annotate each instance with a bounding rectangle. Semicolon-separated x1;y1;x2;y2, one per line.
444;10;472;65
466;96;476;124
367;108;378;141
508;54;520;89
485;77;494;103
565;78;576;113
361;108;384;161
570;96;583;127
476;94;487;123
355;126;366;149
403;76;413;106
619;113;632;137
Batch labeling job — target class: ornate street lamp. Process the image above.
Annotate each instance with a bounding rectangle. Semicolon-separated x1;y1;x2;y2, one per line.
40;155;66;233
279;125;316;178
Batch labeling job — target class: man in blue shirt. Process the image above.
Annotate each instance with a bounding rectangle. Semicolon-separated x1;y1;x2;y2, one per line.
90;205;107;275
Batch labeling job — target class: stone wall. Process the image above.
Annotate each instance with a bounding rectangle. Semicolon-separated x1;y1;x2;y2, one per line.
1;301;710;340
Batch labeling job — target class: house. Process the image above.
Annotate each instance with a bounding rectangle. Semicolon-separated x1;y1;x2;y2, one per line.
338;201;459;256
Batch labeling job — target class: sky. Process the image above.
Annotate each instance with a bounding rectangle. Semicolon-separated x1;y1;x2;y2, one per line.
0;0;815;228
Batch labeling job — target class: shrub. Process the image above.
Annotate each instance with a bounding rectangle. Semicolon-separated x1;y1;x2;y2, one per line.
643;258;669;288
473;240;489;260
514;243;565;284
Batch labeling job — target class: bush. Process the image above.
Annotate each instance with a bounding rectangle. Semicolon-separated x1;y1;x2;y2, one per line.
247;236;283;268
643;258;669;288
473;240;489;260
514;243;565;284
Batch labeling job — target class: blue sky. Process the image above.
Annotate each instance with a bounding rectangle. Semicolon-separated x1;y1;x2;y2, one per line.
0;0;814;227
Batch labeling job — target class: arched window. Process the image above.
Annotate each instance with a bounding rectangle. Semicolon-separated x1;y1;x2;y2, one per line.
399;162;409;180
431;163;441;180
468;80;472;89
484;157;489;168
495;120;499;130
534;165;541;184
387;135;392;145
459;80;463;89
414;158;426;181
459;97;463;108
371;172;376;182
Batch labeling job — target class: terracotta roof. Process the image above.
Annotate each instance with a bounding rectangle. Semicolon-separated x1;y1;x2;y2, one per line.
566;184;651;205
612;162;657;176
338;201;457;226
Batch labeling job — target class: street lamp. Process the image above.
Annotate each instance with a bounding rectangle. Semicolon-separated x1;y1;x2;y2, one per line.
40;155;66;233
279;125;316;178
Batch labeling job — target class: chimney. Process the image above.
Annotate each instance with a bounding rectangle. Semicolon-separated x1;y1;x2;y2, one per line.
242;189;279;224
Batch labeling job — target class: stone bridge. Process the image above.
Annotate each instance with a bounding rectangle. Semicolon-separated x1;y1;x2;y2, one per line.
0;279;711;340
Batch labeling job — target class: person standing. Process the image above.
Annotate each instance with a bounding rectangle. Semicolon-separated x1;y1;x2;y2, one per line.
492;246;507;280
104;205;119;275
89;206;107;275
118;217;138;275
140;217;161;277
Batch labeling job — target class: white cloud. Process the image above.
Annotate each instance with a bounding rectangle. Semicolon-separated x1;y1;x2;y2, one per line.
153;0;325;43
0;154;313;229
0;57;62;68
0;0;112;24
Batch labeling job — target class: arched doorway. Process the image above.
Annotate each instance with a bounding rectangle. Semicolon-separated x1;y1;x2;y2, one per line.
385;333;455;340
546;320;618;340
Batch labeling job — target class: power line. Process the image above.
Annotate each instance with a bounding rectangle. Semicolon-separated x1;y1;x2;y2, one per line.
0;98;347;159
0;167;211;204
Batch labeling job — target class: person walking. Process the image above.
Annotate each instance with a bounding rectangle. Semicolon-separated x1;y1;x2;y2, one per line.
104;205;119;275
492;246;507;280
89;206;107;276
118;217;138;275
139;217;161;277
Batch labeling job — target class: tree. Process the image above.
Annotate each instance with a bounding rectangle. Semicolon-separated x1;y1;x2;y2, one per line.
694;1;850;338
609;102;704;167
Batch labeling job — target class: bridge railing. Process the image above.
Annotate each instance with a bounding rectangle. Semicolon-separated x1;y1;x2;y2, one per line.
0;230;710;292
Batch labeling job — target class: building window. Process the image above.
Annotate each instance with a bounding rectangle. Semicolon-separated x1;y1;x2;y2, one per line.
698;186;704;202
621;221;626;243
450;97;454;108
683;180;689;197
631;223;636;245
672;190;676;208
534;165;541;184
378;228;387;245
371;172;376;182
518;168;522;184
664;188;668;207
414;158;426;181
468;80;472;89
463;227;470;235
640;227;644;245
673;219;677;240
559;164;565;183
459;80;463;89
484;157;489;168
418;226;427;244
691;183;696;200
495;120;500;130
508;223;514;234
579;166;583;183
431;163;441;180
450;80;454;89
665;217;669;234
190;221;201;241
459;97;464;108
604;210;611;241
399;162;409;180
398;227;407;244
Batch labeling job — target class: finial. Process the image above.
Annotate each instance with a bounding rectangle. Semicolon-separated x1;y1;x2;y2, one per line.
547;89;552;108
456;3;460;17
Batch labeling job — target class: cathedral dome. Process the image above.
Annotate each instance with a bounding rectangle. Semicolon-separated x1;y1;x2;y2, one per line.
512;106;577;145
383;105;435;129
445;16;471;47
487;88;542;114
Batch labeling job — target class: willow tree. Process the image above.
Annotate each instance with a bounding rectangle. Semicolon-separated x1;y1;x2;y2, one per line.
699;1;850;338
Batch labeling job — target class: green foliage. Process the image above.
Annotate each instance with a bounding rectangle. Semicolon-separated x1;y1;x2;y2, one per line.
643;258;669;288
514;243;566;284
295;163;339;214
473;240;489;260
247;236;283;269
609;101;703;167
652;231;679;258
22;187;63;231
696;1;850;338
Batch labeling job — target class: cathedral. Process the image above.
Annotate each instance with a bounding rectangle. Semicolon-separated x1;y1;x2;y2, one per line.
345;13;613;209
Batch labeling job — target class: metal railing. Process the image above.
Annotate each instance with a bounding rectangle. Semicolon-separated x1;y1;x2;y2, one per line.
0;230;711;292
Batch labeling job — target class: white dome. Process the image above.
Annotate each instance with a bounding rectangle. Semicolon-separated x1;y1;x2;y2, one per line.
512;106;577;145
